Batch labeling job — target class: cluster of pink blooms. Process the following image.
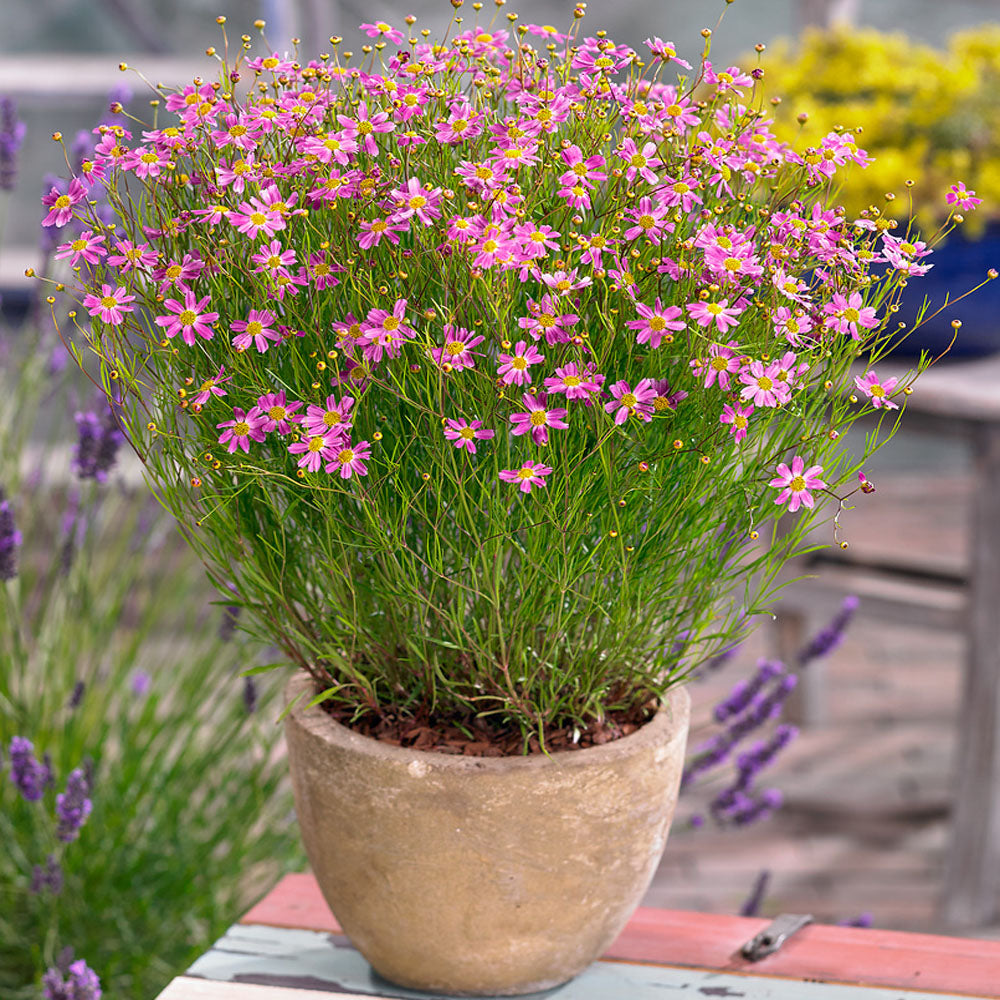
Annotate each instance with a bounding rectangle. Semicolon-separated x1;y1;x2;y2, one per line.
52;14;976;510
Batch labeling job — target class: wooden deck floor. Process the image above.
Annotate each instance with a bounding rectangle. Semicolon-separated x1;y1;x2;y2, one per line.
645;429;993;937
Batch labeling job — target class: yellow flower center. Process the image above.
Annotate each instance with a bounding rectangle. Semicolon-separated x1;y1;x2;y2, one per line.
268;406;286;420
620;393;637;408
563;375;582;387
638;214;655;230
100;295;117;309
337;448;354;464
870;384;885;397
476;32;493;43
55;195;71;209
446;341;465;356
408;195;427;209
756;376;773;391
843;307;860;323
357;121;373;135
246;321;263;337
229;124;247;137
250;212;267;226
537;314;555;328
233;421;250;436
383;316;401;331
324;411;342;426
630;153;646;168
724;257;743;272
666;103;683;117
516;466;534;480
308;435;326;452
71;239;87;251
178;309;197;326
510;357;527;370
649;316;666;331
710;356;729;371
790;475;805;492
529;410;548;426
459;426;476;439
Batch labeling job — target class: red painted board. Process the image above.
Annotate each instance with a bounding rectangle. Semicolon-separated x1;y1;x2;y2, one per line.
241;873;1000;997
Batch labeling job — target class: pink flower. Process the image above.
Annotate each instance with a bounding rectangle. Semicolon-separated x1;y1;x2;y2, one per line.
231;309;281;353
686;298;744;334
650;378;686;413
302;394;354;439
623;197;670;242
360;20;405;44
604;379;656;424
81;284;135;325
823;291;878;339
336;102;395;157
358;216;408;250
559;144;607;189
769;456;827;513
509;393;568;446
390;176;443;225
626;298;685;349
155;291;219;346
443;418;495;455
256;391;303;434
41;178;86;228
720;402;753;443
496;341;544;385
54;231;106;267
252;239;296;277
739;361;791;408
517;295;578;345
288;430;338;472
217;407;267;454
429;325;484;371
229;196;287;239
499;460;553;494
693;343;744;391
191;366;230;406
854;370;899;410
617;139;661;186
107;240;157;271
325;439;371;479
946;182;982;212
360;299;414;362
544;362;603;401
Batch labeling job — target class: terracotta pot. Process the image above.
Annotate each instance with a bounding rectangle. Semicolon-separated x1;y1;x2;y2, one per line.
284;673;691;996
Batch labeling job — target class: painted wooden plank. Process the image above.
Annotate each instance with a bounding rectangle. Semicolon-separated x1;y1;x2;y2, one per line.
242;875;1000;996
175;922;985;1000
158;975;377;1000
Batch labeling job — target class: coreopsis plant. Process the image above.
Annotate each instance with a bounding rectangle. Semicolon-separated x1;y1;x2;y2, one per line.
39;5;971;748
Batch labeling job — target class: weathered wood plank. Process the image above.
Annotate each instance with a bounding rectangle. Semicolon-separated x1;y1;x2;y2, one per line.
157;975;378;1000
241;875;1000;996
942;423;1000;925
169;923;988;1000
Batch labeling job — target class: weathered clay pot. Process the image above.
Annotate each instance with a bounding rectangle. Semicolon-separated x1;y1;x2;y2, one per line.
284;673;690;996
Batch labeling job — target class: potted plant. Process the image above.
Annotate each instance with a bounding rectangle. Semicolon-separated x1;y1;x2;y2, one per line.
762;25;1000;356
36;4;992;994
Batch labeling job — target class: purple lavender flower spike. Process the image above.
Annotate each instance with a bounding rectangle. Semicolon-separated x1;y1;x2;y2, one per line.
42;959;102;1000
130;671;152;696
243;675;258;714
798;595;860;666
72;403;125;482
0;96;26;192
68;680;86;709
30;854;64;895
713;659;783;722
730;788;783;826
838;911;873;928
8;737;53;801
55;767;92;842
0;488;22;581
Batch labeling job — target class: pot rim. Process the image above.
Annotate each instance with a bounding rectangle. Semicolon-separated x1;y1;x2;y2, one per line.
284;671;691;773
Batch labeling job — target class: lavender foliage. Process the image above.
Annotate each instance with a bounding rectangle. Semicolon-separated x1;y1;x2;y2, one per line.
0;486;22;581
7;736;54;801
55;767;92;842
0;95;26;191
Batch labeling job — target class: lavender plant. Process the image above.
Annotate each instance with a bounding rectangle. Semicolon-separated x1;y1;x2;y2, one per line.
0;328;303;1000
39;5;992;745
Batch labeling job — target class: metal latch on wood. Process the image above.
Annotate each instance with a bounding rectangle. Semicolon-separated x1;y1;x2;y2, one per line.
741;913;813;961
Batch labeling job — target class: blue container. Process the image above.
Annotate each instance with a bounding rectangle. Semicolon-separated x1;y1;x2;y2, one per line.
890;224;1000;358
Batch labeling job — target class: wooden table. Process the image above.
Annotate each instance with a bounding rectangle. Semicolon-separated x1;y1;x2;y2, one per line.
773;354;1000;928
155;872;1000;999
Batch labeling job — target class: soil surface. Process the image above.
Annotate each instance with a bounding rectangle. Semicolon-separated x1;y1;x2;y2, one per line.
321;698;658;757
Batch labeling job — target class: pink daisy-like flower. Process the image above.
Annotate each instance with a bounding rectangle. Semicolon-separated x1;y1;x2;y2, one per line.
154;290;219;346
390;176;443;226
650;378;686;413
686;298;744;334
854;370;900;410
229;196;287;240
509;392;569;446
336;102;395;157
288;430;338;473
739;361;791;408
358;215;408;250
107;240;157;271
518;295;578;345
626;297;685;349
41;177;86;228
443;418;495;455
823;291;878;340
217;407;267;454
617;138;661;186
499;460;553;494
604;379;656;424
54;230;106;267
231;309;281;353
429;325;485;371
256;391;303;434
496;341;544;386
361;298;414;363
544;362;603;401
302;394;354;439
251;239;296;277
191;366;231;406
720;402;753;443
769;456;827;513
359;20;405;44
325;439;371;479
81;284;135;325
693;342;744;390
946;182;982;212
